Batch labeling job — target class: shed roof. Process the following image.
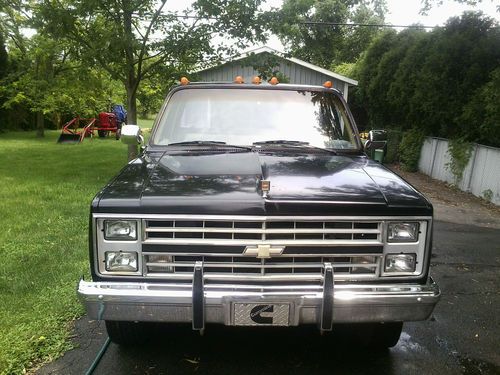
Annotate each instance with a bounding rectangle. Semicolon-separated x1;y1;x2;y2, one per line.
194;46;358;86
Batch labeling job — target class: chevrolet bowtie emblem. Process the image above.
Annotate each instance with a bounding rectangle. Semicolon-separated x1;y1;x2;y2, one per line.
244;244;284;258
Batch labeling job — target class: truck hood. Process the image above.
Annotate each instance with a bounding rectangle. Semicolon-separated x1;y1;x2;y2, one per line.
94;150;432;216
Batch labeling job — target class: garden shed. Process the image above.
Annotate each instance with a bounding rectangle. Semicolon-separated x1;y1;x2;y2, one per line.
194;46;358;100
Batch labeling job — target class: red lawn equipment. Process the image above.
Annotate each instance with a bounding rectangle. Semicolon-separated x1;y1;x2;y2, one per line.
57;117;95;143
57;112;121;143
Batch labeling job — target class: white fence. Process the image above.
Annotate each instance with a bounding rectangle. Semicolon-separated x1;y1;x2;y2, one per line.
418;137;500;206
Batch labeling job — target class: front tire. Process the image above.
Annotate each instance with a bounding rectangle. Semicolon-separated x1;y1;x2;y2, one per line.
361;322;403;348
98;130;108;138
105;321;145;345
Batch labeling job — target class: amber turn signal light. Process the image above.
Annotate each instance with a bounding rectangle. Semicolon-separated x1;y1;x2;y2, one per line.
252;76;261;84
269;77;279;85
180;77;189;85
323;81;333;88
234;76;244;84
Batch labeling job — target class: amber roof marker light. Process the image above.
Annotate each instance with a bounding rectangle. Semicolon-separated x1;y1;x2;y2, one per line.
234;76;244;84
180;77;190;85
323;81;333;88
252;76;261;84
269;77;279;85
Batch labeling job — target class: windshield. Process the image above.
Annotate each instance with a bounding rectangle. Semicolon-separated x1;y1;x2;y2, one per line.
152;88;359;150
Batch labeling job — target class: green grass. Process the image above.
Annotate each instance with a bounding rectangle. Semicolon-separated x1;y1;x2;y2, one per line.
0;130;128;374
137;117;155;130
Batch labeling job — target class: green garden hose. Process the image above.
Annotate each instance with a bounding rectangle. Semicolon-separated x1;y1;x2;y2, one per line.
84;337;110;375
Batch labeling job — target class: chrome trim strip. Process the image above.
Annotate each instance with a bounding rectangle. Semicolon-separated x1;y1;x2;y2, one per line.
140;273;378;281
93;214;432;221
142;251;381;257
144;228;381;234
143;239;382;246
145;262;378;269
264;200;387;205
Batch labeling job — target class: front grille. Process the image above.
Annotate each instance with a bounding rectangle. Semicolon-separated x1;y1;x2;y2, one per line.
144;218;382;245
140;216;384;281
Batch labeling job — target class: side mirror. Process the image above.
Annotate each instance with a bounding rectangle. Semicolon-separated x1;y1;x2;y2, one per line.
368;130;387;142
121;125;144;145
365;130;388;163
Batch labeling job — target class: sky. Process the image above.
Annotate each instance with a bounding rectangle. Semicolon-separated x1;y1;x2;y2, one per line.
20;0;500;52
385;0;499;27
263;0;500;50
167;0;500;52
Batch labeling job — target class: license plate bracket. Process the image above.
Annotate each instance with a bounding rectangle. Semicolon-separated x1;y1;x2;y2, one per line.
233;303;290;326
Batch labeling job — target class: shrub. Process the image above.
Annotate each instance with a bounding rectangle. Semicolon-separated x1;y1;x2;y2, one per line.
384;128;404;163
446;137;474;184
399;128;425;172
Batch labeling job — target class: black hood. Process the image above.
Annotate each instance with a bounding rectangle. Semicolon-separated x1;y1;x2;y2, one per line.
93;150;432;216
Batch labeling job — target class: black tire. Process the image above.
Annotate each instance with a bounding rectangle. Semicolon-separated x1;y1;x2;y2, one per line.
105;321;146;345
360;322;403;348
98;130;108;138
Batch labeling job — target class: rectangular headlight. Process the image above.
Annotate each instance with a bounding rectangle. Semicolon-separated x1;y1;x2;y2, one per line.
105;251;138;272
385;253;416;273
104;220;137;241
387;222;419;242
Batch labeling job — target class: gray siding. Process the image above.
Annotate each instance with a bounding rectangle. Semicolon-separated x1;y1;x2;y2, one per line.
197;58;346;91
419;137;500;205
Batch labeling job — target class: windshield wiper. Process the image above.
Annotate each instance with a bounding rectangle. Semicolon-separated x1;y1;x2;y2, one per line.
253;140;337;154
167;140;227;146
167;140;252;151
253;140;310;146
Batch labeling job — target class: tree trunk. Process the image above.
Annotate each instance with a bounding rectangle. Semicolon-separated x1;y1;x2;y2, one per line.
126;83;139;161
123;3;140;161
36;111;44;138
34;55;45;138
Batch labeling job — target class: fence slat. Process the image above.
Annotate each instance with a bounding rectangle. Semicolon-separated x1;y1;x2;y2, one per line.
418;137;500;206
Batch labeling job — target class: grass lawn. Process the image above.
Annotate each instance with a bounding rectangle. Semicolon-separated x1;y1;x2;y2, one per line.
0;129;132;374
137;117;155;130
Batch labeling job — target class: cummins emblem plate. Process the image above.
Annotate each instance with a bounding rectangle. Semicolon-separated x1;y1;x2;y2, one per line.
233;303;290;326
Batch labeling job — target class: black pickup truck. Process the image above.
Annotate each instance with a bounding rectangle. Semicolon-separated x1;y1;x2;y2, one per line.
78;79;440;347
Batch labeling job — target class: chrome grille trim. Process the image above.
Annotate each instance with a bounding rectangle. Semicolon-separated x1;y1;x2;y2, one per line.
142;216;383;281
142;254;381;281
143;218;382;245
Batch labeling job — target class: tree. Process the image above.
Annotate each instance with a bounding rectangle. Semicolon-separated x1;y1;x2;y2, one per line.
39;0;268;159
355;12;500;147
0;29;125;134
459;67;500;145
420;0;500;15
268;0;387;68
0;32;7;79
410;12;500;137
355;29;397;127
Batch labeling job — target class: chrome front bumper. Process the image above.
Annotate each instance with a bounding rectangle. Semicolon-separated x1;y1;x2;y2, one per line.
78;270;440;330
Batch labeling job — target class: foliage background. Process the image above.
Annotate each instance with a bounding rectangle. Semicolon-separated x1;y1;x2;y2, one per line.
351;12;500;149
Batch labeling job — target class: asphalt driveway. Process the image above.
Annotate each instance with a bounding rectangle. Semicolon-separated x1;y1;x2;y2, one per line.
37;220;500;375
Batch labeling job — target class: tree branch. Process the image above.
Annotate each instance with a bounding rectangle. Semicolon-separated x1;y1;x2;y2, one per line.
136;0;168;82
